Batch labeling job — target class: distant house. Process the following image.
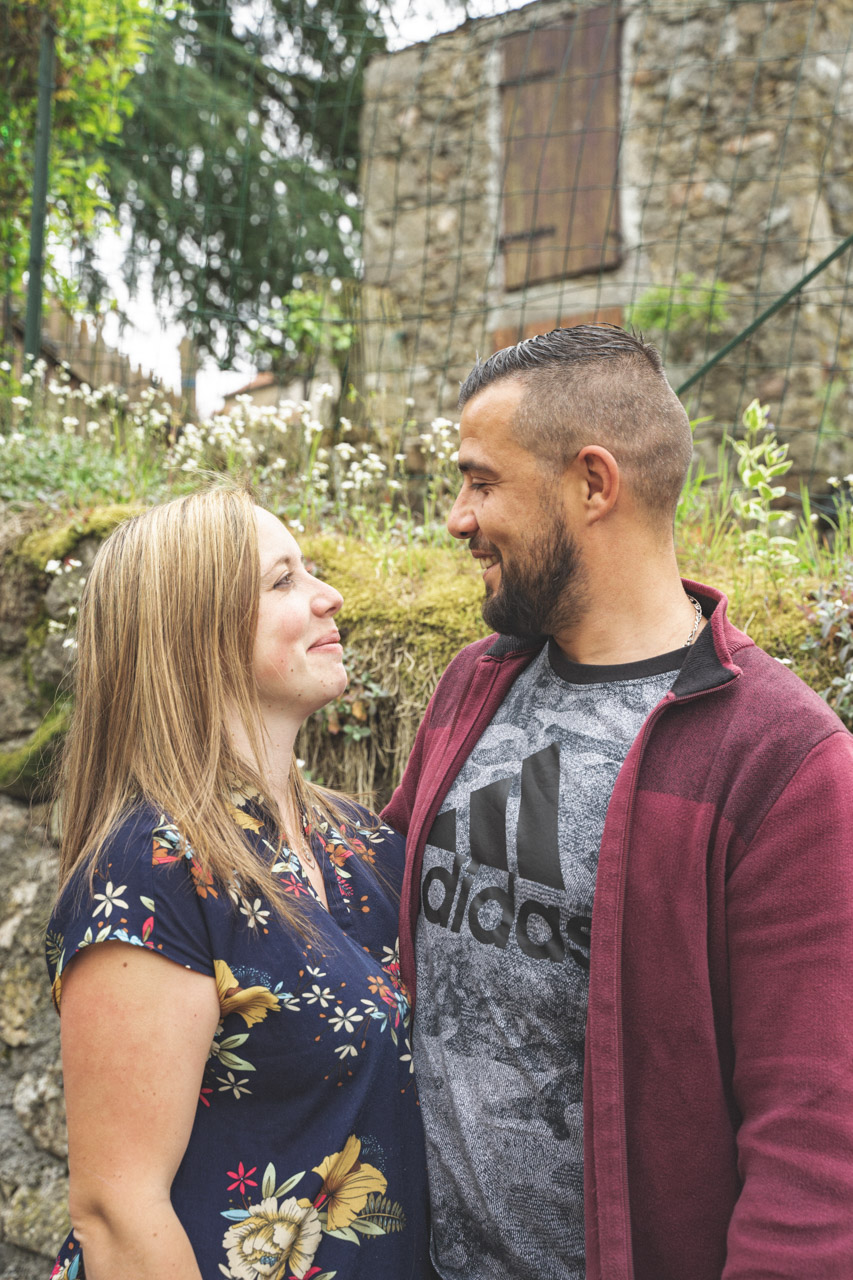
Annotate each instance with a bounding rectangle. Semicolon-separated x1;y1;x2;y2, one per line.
221;362;341;422
222;371;283;413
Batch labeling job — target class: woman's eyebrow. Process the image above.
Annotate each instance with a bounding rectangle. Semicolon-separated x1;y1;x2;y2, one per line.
262;552;304;579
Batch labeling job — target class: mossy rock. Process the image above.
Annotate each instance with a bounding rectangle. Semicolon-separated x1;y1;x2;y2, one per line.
16;503;145;571
0;703;70;802
3;514;846;807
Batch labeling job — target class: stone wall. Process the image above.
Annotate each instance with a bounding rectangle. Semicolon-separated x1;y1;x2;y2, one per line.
360;0;853;483
0;798;68;1280
0;508;88;1278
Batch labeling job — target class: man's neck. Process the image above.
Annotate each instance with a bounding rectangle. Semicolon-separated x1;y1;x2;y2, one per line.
551;572;706;666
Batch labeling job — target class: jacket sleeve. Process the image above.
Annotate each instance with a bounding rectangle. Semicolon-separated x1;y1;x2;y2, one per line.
381;636;494;836
723;729;853;1277
381;707;428;839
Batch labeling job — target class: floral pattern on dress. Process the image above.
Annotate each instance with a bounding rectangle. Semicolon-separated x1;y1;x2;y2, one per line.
219;1136;406;1280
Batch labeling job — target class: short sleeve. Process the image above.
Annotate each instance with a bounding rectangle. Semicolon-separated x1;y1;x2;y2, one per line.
45;806;215;1011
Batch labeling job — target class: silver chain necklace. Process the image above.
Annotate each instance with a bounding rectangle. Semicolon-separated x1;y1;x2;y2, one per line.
684;594;703;647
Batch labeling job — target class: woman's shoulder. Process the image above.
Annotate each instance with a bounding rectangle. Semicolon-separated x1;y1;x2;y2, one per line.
46;802;217;1007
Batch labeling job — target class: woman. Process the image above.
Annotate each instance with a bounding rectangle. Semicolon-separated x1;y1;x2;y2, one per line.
45;484;430;1280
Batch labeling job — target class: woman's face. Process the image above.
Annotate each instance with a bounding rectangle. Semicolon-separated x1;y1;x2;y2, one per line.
252;506;347;724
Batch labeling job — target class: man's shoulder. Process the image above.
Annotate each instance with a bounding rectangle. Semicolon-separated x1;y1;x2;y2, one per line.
732;637;848;736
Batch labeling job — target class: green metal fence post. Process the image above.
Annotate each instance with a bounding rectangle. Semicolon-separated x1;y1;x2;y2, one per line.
23;16;56;368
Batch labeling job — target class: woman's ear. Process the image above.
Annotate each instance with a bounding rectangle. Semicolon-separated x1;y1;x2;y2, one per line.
575;445;620;523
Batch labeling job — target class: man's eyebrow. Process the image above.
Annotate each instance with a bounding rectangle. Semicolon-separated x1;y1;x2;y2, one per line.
458;457;499;477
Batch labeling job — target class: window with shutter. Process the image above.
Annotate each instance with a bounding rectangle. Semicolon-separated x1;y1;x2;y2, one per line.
500;5;621;291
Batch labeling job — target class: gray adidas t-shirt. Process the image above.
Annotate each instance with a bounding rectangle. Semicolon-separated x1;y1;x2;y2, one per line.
414;640;683;1280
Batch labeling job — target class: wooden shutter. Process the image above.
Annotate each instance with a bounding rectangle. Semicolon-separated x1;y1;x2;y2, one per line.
500;6;621;291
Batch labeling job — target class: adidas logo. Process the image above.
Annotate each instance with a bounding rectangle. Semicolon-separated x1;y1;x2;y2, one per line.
422;743;591;967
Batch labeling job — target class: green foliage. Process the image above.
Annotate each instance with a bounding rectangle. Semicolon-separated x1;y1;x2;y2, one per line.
251;288;354;382
626;273;731;338
730;398;798;592
318;647;390;743
0;0;156;318
8;375;853;811
801;573;853;725
88;0;385;362
0;359;176;507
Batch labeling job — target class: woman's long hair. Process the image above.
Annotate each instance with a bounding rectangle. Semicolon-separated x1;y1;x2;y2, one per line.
56;482;355;927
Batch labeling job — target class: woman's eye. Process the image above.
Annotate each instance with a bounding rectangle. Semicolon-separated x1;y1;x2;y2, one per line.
274;573;294;590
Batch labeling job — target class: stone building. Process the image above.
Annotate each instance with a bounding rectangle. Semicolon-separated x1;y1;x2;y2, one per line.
359;0;853;482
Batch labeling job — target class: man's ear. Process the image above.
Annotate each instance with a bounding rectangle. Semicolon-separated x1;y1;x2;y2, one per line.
575;445;620;523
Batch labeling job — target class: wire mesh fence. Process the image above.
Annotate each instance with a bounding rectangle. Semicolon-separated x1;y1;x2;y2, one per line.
4;0;853;487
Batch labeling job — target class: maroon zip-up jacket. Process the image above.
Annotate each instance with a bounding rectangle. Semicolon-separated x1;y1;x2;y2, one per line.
383;582;853;1279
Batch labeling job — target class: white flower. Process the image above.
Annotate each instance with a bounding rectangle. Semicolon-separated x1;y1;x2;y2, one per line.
92;881;129;918
10;395;30;408
217;1071;252;1099
334;1042;358;1059
0;360;10;372
328;1005;359;1033
62;636;78;650
223;1197;322;1280
317;382;334;400
305;984;333;1007
45;559;61;574
239;897;270;929
827;476;840;487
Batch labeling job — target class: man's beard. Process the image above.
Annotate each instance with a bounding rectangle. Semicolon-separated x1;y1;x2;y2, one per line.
477;521;589;640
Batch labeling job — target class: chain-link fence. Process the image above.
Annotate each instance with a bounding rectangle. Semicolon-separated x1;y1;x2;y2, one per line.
6;0;853;484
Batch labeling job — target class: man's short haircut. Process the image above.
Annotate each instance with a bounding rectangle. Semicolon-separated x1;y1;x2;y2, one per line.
458;324;693;522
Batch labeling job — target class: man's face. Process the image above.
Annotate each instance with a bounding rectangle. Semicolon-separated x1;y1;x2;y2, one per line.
447;379;588;639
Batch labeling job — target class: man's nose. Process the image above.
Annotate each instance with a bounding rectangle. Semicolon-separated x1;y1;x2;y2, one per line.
446;489;478;540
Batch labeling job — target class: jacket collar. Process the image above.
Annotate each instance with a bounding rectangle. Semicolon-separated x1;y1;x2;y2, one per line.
483;579;746;696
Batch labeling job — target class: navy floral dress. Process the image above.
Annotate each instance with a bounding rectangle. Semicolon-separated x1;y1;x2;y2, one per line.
45;791;430;1280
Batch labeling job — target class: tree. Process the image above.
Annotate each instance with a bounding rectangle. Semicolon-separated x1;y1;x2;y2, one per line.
87;0;385;364
0;0;154;342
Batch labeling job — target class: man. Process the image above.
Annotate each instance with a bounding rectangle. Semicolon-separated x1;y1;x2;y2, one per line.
383;325;853;1279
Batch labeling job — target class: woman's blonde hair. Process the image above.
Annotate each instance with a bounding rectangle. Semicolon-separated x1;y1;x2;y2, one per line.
56;481;353;926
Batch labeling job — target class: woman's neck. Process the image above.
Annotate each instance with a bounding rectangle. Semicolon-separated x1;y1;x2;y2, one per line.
226;706;300;819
